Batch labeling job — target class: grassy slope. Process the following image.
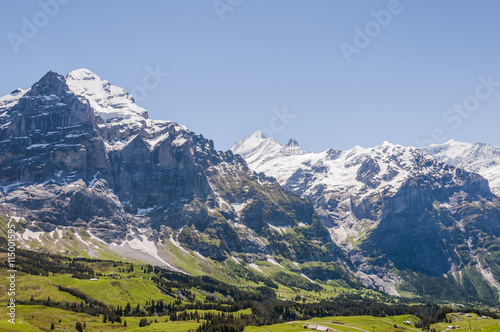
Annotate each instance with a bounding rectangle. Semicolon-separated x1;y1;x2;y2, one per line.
244;313;500;332
1;308;499;332
0;256;498;331
5;214;496;308
0;305;201;332
2;215;499;331
0;259;175;307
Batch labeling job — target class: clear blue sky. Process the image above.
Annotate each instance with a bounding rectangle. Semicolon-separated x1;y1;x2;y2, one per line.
1;0;500;151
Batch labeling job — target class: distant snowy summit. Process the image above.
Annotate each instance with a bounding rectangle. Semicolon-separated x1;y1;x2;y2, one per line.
232;131;500;196
232;130;437;200
423;139;500;195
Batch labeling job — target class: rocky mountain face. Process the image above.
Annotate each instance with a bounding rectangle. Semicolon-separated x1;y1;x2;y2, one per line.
423;139;500;196
0;70;347;274
232;132;500;304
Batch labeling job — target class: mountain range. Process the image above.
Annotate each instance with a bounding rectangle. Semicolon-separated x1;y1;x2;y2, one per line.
1;69;499;306
231;131;500;303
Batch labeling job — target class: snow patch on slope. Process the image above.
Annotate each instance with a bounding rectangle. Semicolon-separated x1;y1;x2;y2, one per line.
120;234;183;272
74;231;91;246
301;273;316;284
266;255;284;269
268;224;291;235
232;201;250;215
249;263;264;274
169;233;190;255
22;229;44;243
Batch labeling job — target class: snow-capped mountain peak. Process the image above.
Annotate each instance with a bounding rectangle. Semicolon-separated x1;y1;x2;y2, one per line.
66;68;148;122
231;130;282;166
67;68;100;81
423;139;500;195
250;129;267;140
